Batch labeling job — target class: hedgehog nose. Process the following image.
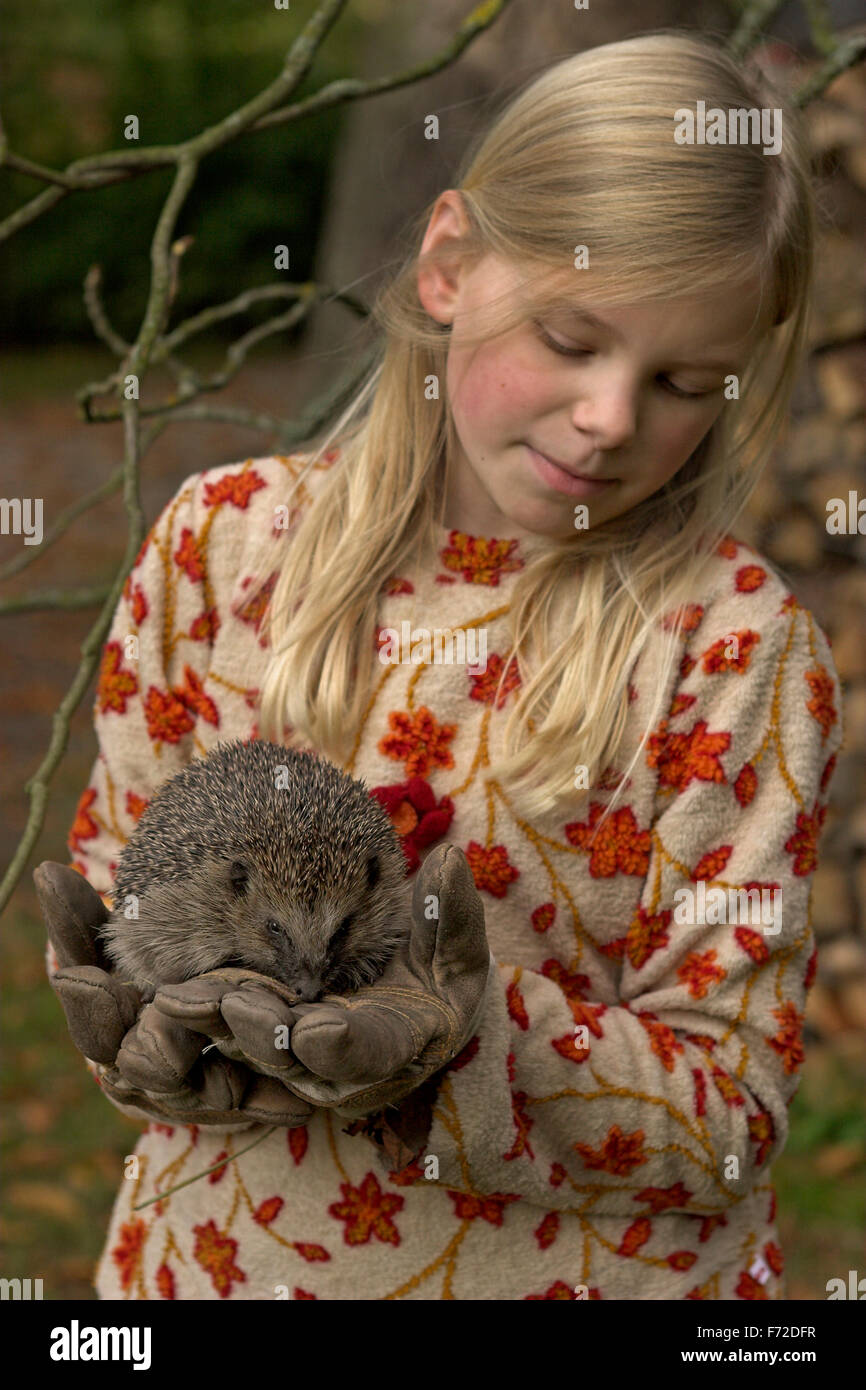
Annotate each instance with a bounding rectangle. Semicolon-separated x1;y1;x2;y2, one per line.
292;974;322;1003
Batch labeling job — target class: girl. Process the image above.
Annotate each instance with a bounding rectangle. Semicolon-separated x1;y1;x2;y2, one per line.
48;31;842;1300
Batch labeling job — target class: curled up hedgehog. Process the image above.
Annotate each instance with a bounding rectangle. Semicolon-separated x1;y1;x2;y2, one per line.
99;739;411;1004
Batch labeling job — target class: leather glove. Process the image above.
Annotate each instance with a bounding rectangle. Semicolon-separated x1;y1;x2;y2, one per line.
157;844;494;1131
33;861;314;1129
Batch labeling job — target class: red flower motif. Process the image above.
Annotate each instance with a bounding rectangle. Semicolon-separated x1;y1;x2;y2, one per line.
646;719;730;792
111;1218;147;1293
189;607;220;643
68;787;99;853
531;903;556;933
735;565;766;592
525;1281;600;1300
234;572;277;641
637;1013;684;1072
293;1243;330;1262
618;1217;652;1256
819;753;837;793
626;908;671;969
696;1213;728;1243
732;927;770;964
288;1127;308;1165
254;1197;284;1226
693;1067;707;1116
192;1220;246;1298
468;651;521;707
378;706;457;777
144;685;195;746
466;841;520;897
97;641;139;715
574;1125;648;1176
702;629;760;675
734;763;758;806
565;802;651;877
717;536;739;558
748;1110;775;1165
711;1065;745;1107
370;775;455;873
439;532;524;586
784;801;827;875
504;1091;535;1162
805;666;837;741
691;845;732;881
767;1001;805;1075
535;1212;559;1249
172;666;219;727
329;1172;404;1246
208;1151;229;1184
125;790;149;822
203;468;268;510
130;584;149;626
506;978;529;1029
174;527;206;583
736;1269;769;1300
155;1262;175;1299
383;576;414;596
667;1250;698;1271
677;950;726;999
448;1191;520;1225
662;602;705;633
634;1182;692;1214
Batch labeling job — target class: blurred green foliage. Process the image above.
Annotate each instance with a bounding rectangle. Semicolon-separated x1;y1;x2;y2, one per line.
0;0;374;343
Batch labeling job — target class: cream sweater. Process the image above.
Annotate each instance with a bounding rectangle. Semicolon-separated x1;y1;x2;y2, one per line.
59;451;843;1300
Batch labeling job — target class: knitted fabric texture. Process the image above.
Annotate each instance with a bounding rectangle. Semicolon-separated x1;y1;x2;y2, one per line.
57;451;843;1301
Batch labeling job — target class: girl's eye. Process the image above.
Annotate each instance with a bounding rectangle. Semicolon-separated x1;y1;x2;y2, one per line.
533;320;591;357
266;919;281;936
658;377;715;399
534;320;717;399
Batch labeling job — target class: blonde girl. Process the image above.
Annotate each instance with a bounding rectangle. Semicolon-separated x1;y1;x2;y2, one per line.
45;30;842;1301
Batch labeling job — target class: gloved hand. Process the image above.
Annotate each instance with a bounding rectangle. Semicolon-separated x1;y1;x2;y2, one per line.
155;843;494;1135
33;861;314;1129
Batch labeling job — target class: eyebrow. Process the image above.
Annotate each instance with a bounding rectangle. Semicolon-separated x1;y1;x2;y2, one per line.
552;307;739;371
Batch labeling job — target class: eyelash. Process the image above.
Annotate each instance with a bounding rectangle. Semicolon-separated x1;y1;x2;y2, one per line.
533;323;715;399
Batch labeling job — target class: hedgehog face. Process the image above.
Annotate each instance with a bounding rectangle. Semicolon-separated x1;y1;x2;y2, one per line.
225;851;409;1002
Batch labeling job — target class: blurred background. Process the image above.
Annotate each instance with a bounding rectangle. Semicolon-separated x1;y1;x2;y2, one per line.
1;0;864;1299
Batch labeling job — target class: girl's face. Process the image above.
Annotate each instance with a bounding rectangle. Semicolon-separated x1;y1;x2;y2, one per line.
418;192;769;543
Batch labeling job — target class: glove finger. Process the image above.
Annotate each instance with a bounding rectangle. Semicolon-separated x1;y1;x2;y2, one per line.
152;969;299;1039
241;1074;316;1126
51;965;140;1064
290;999;418;1083
34;861;110;970
115;1004;206;1092
412;844;490;986
220;984;299;1070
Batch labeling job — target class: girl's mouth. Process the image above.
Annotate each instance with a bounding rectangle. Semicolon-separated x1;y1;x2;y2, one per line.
524;445;616;498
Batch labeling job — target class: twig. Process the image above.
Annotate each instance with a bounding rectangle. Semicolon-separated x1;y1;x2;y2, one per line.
133;1126;278;1210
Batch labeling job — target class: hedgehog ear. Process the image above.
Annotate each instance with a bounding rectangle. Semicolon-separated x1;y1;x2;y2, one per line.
229;860;249;895
366;855;381;889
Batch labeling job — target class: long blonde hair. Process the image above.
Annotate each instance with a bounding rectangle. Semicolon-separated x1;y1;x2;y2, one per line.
253;30;815;821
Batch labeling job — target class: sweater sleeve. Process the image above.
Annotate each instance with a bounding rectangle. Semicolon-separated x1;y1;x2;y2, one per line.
50;466;228;1124
422;585;843;1218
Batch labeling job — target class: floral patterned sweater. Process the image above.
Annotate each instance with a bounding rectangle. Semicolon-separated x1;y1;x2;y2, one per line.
59;450;843;1302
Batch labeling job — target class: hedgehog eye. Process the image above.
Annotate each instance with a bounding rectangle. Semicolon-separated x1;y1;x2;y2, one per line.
266;919;282;937
332;915;353;947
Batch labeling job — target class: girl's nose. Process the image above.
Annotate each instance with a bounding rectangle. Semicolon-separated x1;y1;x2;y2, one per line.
571;377;637;450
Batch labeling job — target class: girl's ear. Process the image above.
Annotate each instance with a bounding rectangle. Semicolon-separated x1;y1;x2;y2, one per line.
229;860;249;895
417;190;472;325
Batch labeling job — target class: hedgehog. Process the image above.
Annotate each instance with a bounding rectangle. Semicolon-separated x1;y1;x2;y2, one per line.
98;739;411;1005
